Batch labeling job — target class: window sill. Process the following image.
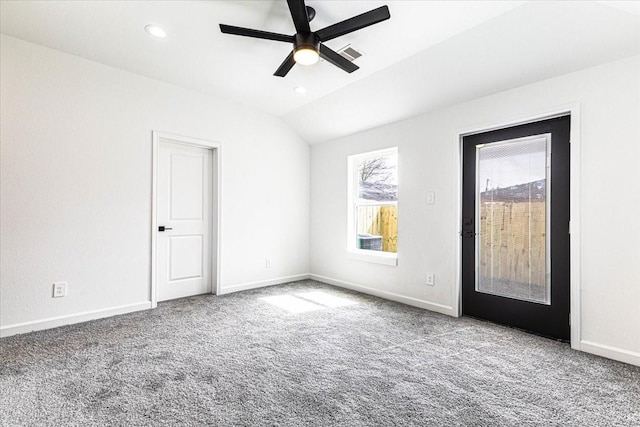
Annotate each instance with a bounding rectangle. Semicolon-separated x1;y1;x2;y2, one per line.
347;250;398;266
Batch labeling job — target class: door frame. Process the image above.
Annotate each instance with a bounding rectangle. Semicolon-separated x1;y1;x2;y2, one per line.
151;131;222;308
453;104;581;349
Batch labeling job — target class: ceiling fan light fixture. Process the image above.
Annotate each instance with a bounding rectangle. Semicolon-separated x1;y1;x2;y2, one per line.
293;47;319;66
293;33;320;66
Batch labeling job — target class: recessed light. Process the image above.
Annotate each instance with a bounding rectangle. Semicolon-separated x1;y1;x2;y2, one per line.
294;86;307;95
145;25;166;38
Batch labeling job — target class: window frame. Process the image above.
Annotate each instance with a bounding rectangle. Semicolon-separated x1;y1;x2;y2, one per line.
347;147;398;266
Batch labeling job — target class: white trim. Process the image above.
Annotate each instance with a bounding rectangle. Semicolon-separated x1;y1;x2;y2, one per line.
218;274;311;295
349;147;398;163
454;104;582;348
457;107;578;138
0;302;151;338
151;131;222;306
151;136;159;307
311;274;455;316
568;106;582;350
347;147;399;258
454;128;463;317
347;250;398;266
580;340;640;367
213;146;223;297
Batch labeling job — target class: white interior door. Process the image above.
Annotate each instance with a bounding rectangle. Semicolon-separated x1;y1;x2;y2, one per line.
157;141;213;302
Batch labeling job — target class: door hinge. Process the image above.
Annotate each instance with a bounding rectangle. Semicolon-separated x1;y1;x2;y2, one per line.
568;221;571;234
569;313;571;326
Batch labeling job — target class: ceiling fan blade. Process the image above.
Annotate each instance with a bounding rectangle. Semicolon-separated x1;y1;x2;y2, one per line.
287;0;311;34
316;5;390;42
319;44;359;74
274;51;296;77
219;24;294;43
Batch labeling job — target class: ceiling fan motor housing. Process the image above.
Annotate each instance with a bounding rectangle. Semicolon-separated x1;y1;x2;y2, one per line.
293;32;321;65
294;32;320;53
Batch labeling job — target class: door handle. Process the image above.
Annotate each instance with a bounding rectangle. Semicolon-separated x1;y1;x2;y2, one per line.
158;226;173;232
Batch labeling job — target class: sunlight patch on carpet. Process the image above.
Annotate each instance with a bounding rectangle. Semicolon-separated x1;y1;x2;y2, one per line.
295;291;359;308
260;291;359;313
260;295;323;313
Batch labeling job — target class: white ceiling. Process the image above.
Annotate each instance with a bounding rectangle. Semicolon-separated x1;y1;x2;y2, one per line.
1;1;640;144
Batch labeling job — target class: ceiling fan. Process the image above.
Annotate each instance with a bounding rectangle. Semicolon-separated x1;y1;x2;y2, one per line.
219;0;390;77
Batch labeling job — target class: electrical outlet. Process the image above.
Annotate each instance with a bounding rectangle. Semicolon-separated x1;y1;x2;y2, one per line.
265;258;272;269
53;282;67;298
426;273;435;286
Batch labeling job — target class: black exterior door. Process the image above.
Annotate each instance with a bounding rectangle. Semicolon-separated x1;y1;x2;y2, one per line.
461;116;570;340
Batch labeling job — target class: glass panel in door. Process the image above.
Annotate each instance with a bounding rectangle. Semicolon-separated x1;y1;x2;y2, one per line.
475;135;551;304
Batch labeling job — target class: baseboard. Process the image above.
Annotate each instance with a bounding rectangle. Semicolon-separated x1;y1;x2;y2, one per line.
310;274;455;316
0;301;152;338
218;274;311;295
580;340;640;367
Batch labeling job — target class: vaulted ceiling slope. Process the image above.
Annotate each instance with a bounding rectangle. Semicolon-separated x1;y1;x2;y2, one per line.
1;1;639;144
284;1;640;143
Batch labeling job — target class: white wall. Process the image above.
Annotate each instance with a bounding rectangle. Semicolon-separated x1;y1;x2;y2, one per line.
310;55;640;365
0;35;309;334
2;33;639;367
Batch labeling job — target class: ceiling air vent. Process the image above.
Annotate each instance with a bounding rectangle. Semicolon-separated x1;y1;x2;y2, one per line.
338;45;363;62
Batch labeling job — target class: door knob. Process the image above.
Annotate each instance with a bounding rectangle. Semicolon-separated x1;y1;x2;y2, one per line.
158;226;173;232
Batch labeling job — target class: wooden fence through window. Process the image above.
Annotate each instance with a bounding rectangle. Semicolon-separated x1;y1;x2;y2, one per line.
356;206;398;253
479;201;546;288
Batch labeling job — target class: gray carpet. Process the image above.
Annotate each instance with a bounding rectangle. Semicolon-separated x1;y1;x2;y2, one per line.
1;280;638;426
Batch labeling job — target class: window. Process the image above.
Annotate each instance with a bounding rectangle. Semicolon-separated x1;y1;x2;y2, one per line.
347;147;398;266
